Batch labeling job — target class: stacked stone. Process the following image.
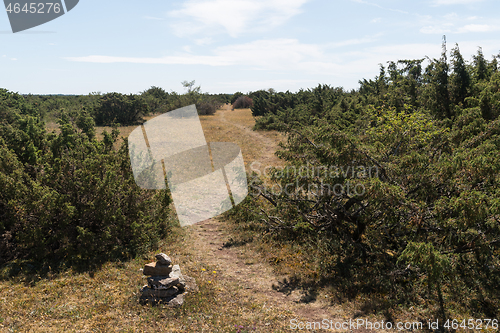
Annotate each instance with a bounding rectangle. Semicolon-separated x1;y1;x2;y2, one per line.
139;253;197;306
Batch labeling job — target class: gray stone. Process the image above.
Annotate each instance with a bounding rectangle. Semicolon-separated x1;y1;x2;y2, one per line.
169;265;186;289
140;285;179;298
167;293;185;307
138;262;196;307
155;253;172;266
169;264;182;279
147;276;180;289
143;262;172;276
167;265;198;292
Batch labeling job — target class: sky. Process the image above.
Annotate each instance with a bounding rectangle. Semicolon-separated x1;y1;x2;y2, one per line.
1;0;499;95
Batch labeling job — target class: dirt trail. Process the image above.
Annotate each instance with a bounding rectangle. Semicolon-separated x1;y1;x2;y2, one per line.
185;105;376;332
216;103;281;168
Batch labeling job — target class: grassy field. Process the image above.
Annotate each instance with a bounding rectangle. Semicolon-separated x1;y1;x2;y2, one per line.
2;105;482;332
0;227;296;332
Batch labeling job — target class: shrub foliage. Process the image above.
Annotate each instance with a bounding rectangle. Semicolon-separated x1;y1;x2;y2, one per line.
228;42;500;318
0;89;172;268
93;92;148;126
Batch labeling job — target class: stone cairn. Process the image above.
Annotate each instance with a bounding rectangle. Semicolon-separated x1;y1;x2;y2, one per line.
139;253;198;306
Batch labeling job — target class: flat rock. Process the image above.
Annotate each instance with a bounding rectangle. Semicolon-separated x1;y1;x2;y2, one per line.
140;285;179;298
143;262;172;276
147;276;180;289
167;265;198;292
155;253;172;266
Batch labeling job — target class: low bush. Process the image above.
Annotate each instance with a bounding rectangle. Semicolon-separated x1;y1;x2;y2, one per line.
233;96;253;109
0;89;172;269
93;92;149;126
197;99;223;115
230;92;244;105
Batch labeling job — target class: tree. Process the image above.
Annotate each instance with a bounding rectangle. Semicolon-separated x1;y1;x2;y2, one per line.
143;86;169;100
421;37;451;118
449;44;471;106
228;43;500;317
472;47;488;82
93;93;148;126
398;242;450;321
181;80;201;94
233;96;253;109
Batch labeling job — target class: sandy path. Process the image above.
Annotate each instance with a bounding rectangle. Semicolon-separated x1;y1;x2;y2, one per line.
184;105;377;332
216;104;281;168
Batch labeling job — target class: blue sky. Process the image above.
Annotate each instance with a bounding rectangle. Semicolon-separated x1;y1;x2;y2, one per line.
1;0;499;94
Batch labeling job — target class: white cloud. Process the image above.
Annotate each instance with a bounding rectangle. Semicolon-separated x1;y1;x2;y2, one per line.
64;54;230;66
419;12;498;34
327;35;381;48
457;24;499;33
420;24;453;34
443;12;459;20
167;0;309;38
65;39;323;69
214;79;316;92
194;37;213;45
62;38;434;83
64;38;360;80
350;0;408;14
64;37;500;91
421;23;499;34
432;0;485;5
367;43;440;60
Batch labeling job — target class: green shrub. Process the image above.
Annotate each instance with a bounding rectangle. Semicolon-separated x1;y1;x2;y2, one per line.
229;43;500;317
93;92;148;126
196;99;222;115
0;90;173;269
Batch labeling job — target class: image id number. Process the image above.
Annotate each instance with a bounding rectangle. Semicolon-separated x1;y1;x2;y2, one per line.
5;2;62;14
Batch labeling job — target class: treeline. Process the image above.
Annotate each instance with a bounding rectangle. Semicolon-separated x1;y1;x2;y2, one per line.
228;41;500;319
25;80;231;126
251;43;499;129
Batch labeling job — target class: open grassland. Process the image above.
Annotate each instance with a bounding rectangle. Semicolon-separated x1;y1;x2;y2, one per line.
1;105;487;332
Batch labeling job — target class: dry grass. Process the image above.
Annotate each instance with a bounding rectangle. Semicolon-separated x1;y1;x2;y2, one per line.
72;105;286;163
199;104;285;170
0;226;294;332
